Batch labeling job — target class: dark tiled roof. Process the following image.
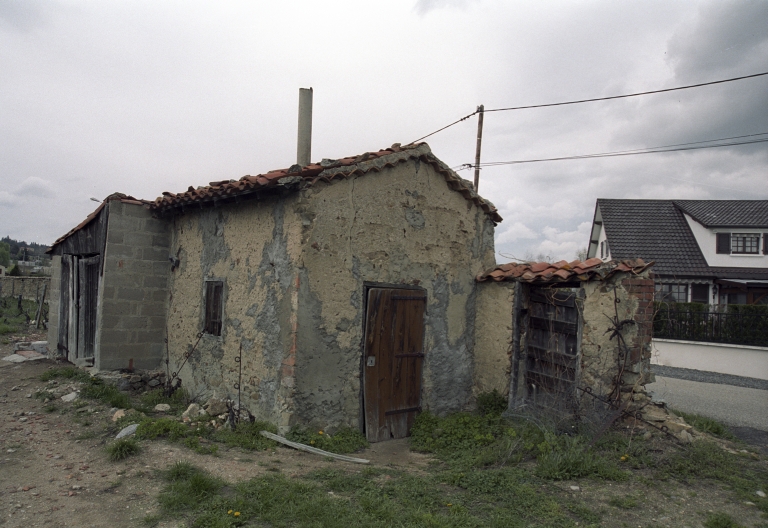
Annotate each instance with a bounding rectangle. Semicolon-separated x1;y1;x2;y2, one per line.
477;258;653;284
151;143;503;223
47;193;150;253
597;199;711;277
674;200;768;228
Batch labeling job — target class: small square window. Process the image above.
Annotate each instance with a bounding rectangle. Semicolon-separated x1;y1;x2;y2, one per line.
654;283;688;303
204;281;223;336
731;233;759;254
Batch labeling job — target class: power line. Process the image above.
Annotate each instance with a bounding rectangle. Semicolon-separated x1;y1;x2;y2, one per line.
484;71;768;113
468;135;768;168
410;111;478;144
407;71;768;144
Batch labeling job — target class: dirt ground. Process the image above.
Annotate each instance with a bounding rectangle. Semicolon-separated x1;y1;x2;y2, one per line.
1;335;766;528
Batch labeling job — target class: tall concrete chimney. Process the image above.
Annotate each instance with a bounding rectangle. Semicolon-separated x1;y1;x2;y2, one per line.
297;87;313;167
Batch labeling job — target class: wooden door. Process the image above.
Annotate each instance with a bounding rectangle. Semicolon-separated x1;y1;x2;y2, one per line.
77;256;100;359
525;288;582;408
58;256;71;357
363;288;426;442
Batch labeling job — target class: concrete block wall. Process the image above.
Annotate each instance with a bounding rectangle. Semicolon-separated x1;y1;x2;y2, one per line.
46;256;62;348
97;201;171;370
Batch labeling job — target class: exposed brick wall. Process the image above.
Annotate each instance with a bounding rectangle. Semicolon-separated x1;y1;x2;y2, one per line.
97;201;171;370
621;275;655;367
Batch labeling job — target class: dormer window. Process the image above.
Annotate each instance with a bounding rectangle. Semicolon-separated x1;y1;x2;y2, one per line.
716;233;761;255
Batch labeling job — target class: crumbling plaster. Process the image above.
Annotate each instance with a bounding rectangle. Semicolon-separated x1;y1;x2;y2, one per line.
166;158;497;433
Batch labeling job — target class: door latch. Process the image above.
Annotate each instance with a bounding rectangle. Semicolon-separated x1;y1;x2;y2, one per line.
366;356;376;367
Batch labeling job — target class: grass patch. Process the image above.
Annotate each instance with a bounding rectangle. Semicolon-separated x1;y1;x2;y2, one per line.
671;409;736;440
106;438;140;461
154;462;580;527
285;425;368;454
79;377;131;408
704;512;746;528
40;366;91;383
607;494;639;509
213;421;279;451
136;417;191;441
0;322;18;335
139;388;188;413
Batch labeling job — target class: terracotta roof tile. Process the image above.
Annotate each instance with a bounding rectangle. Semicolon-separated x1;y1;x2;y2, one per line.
477;258;653;284
150;143;502;223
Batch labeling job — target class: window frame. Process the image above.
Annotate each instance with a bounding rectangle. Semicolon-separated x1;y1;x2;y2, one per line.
654;283;688;303
731;233;760;255
203;280;224;337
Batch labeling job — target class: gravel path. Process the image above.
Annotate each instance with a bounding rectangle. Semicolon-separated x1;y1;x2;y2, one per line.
651;364;768;391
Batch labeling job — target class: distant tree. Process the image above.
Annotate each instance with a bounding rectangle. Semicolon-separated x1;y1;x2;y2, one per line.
0;242;9;267
8;264;22;276
575;247;588;261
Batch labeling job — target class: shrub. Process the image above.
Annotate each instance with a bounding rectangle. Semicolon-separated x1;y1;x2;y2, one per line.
40;367;91;383
107;438;140;461
136;417;190;441
477;389;507;417
80;378;131;408
213;421;279;451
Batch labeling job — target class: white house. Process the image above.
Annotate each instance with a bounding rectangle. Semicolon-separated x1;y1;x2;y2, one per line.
587;199;768;306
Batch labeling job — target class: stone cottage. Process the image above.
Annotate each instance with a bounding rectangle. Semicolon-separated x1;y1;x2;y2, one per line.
48;143;502;441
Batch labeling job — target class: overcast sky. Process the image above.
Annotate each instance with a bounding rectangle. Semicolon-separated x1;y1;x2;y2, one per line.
1;0;766;262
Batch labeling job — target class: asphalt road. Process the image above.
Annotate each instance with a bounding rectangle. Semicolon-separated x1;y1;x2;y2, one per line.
646;376;768;431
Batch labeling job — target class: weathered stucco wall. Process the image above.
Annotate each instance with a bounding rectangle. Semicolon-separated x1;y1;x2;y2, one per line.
473;281;515;396
579;270;654;402
98;202;171;370
165;195;304;429
294;159;497;430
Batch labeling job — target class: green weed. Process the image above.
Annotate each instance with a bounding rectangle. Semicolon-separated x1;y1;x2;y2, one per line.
213;421;279;451
607;494;639;509
703;512;745;528
477;389;508;417
139;388;188;413
34;390;56;400
285;425;368;454
136;417;190;441
40;366;91;383
106;438;140;461
80;377;131;408
672;409;736;440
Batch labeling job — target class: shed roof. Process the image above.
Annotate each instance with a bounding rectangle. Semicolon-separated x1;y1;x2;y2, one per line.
477;258;653;284
150;143;502;223
47;193;150;253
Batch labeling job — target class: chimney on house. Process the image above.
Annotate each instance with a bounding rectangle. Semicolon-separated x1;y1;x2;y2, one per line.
297;87;313;167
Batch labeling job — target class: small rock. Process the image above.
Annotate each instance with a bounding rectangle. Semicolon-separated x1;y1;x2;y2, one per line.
18;417;28;422
25;393;32;398
677;430;693;444
154;403;171;412
147;379;160;388
129;375;142;384
112;409;126;422
745;501;756;506
757;491;766;498
116;424;139;439
570;486;580;491
6;449;16;453
71;485;83;490
203;397;228;416
11;386;19;391
61;392;78;403
182;403;204;422
642;430;652;440
116;378;132;392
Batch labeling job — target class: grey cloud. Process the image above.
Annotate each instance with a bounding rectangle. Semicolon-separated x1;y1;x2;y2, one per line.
413;0;478;15
0;0;50;31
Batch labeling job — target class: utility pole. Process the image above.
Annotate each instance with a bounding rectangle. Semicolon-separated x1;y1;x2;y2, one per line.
473;104;484;192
